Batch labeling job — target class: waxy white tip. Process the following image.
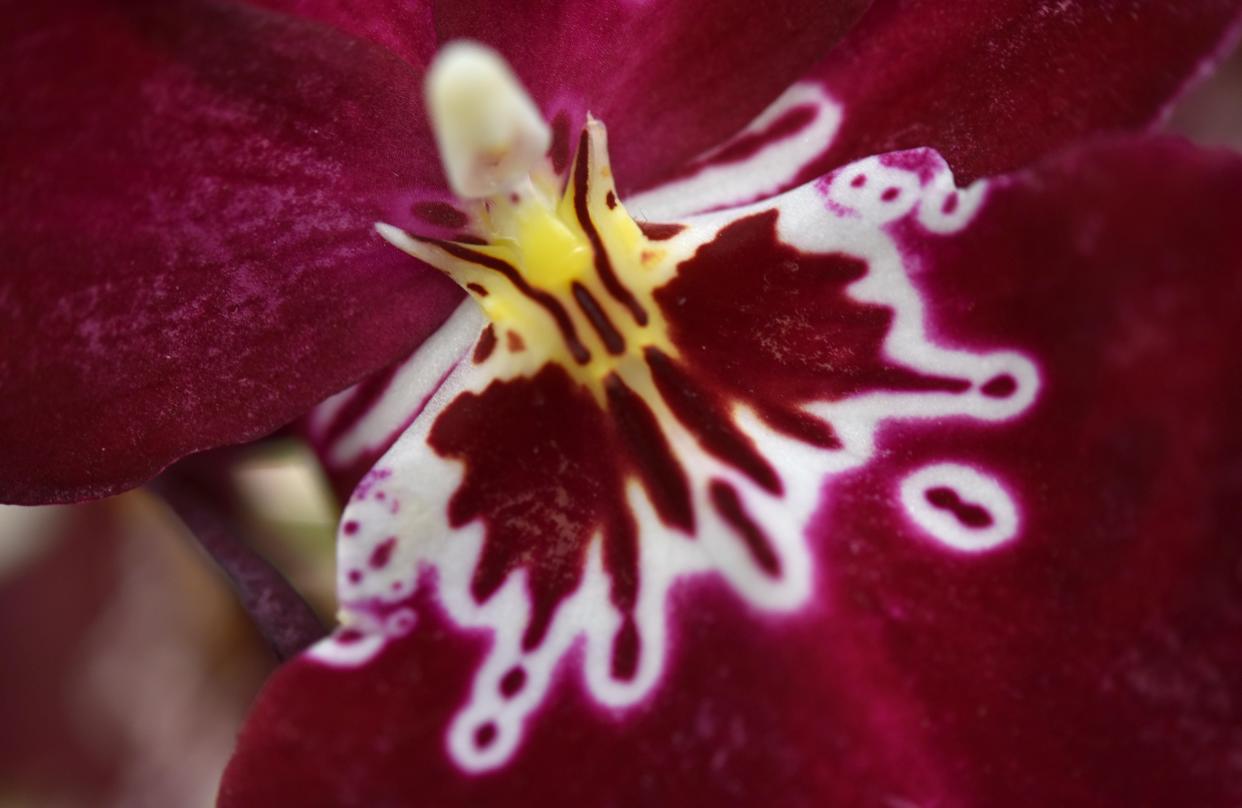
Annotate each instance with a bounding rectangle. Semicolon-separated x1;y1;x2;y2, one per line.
375;221;437;266
374;221;415;250
426;41;550;199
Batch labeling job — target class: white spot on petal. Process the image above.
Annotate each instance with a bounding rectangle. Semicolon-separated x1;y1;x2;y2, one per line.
900;463;1019;553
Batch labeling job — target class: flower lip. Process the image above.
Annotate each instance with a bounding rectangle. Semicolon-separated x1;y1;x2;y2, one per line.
355;40;1045;779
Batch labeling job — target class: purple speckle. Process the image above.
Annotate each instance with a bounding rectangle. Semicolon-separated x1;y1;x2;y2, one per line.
850;173;867;188
347;569;362;584
338;628;364;644
881;187;900;202
343;520;359;536
942;192;959;214
878;149;939;181
353;468;393;502
369;537;397;570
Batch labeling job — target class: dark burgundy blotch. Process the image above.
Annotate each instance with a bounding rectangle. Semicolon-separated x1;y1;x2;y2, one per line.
473;325;497;364
429;365;643;674
473;723;497;749
925;486;993;528
709;479;781;576
499;667;526;698
637;222;685;241
981;374;1016;397
655;210;972;447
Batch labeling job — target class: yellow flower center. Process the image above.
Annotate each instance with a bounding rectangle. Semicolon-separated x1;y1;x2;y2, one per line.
381;119;684;400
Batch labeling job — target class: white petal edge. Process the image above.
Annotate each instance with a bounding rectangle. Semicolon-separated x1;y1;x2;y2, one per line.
627;81;843;220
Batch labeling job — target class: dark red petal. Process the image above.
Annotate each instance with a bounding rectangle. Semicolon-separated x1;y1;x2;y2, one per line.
450;1;873;193
635;0;1242;214
0;0;462;504
631;4;1242;217
809;0;1242;183
221;138;1242;805
810;137;1242;806
262;0;870;193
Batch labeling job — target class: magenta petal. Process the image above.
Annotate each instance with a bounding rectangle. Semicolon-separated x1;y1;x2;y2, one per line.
268;0;870;193
812;0;1242;183
626;3;1241;217
220;138;1242;805
0;0;463;504
443;0;872;193
243;0;436;68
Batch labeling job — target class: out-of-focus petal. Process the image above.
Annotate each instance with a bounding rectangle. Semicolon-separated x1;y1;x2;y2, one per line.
0;0;463;504
0;497;274;806
1166;36;1242;150
221;138;1242;805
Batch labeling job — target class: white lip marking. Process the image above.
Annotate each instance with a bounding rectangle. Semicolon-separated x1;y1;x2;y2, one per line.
900;463;1020;553
628;82;843;220
313;147;1040;774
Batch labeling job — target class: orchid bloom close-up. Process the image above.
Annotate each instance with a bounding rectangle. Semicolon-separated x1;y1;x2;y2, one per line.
5;1;1242;805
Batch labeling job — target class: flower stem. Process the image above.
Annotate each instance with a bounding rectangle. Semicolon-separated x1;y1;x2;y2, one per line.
152;469;327;661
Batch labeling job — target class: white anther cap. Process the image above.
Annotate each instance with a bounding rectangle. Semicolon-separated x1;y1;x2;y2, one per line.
425;41;551;199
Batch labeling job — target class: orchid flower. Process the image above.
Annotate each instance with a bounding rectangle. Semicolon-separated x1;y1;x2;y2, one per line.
5;1;1242;806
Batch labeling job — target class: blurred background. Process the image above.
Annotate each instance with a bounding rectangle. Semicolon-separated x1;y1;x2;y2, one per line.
1;39;1239;808
0;440;337;808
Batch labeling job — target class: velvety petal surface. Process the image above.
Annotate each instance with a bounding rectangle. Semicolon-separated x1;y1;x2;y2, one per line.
814;0;1242;183
249;0;871;194
632;0;1242;216
243;0;437;68
223;138;1242;805
0;0;463;504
